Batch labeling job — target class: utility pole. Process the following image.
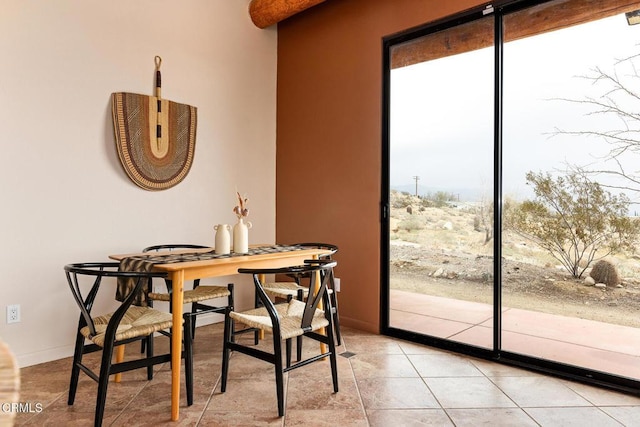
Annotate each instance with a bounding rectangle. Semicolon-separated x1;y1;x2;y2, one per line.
412;175;420;197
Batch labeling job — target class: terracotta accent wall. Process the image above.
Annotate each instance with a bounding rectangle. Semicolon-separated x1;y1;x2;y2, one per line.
276;0;484;333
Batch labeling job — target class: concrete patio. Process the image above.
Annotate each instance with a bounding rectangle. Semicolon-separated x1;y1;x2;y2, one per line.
390;289;640;381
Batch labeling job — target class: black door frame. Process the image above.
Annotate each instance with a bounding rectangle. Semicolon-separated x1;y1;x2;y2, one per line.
380;0;640;395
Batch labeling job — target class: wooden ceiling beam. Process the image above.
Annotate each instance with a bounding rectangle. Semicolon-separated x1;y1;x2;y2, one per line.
249;0;327;29
391;0;640;69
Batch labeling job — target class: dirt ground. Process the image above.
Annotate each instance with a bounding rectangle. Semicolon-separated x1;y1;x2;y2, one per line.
390;242;640;328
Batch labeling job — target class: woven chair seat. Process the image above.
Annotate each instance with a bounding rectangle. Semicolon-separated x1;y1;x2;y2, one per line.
148;285;231;303
263;281;309;298
80;305;176;347
263;281;334;299
230;299;329;340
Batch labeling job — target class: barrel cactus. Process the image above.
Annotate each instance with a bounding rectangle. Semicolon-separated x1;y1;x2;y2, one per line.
589;260;620;287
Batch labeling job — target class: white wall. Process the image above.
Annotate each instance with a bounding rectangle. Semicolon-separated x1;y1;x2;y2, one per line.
0;0;277;367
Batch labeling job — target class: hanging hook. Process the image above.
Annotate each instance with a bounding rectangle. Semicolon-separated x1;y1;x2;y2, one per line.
154;56;162;98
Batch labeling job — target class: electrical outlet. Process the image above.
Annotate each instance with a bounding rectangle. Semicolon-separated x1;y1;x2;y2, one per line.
7;304;20;324
334;278;341;292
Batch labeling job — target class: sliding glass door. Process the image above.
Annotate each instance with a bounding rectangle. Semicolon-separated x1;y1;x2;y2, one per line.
501;1;640;381
387;16;495;349
384;0;640;390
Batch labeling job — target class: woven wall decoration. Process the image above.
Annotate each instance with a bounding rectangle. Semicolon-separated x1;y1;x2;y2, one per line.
111;57;197;191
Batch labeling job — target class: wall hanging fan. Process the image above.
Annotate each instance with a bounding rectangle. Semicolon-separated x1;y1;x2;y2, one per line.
112;56;197;191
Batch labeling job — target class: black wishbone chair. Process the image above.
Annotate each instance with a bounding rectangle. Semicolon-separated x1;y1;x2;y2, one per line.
260;243;341;361
65;262;192;427
221;260;339;417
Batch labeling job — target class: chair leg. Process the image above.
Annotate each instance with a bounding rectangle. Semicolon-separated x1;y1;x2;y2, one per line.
331;294;342;346
285;339;292;368
220;310;232;393
190;302;198;340
146;333;155;380
296;336;303;362
167;300;174;370
184;314;194;406
273;333;285;417
67;332;85;405
329;348;339;393
252;287;260;344
95;341;114;427
294;289;304;361
333;313;342;345
227;283;234;310
141;299;154;353
226;283;237;344
326;322;339;393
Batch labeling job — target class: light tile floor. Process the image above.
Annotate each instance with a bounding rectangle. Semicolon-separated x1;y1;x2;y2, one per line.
14;323;640;426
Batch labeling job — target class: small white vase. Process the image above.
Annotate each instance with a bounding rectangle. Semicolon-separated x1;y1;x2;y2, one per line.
233;218;252;253
214;224;231;254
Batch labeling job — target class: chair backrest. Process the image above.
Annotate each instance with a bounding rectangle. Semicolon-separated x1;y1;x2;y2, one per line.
287;243;338;283
64;262;167;338
239;261;337;333
303;257;338;307
298;260;337;330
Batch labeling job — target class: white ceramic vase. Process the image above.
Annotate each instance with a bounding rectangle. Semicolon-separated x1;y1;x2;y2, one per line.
214;224;231;254
233;218;252;253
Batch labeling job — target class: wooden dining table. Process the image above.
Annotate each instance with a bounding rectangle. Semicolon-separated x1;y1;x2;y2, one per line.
110;244;331;421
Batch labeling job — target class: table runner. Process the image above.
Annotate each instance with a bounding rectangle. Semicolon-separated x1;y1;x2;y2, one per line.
116;245;306;306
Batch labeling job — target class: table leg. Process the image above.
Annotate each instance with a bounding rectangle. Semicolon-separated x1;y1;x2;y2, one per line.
113;345;125;383
312;255;328;354
170;270;184;421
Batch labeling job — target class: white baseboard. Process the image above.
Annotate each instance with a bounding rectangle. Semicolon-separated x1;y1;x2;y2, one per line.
17;316;225;368
18;345;75;368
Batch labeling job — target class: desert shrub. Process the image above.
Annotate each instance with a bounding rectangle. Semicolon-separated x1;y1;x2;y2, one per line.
481;272;493;282
392;198;410;209
473;216;482;231
504;171;640;278
420;198;434;208
398;217;424;232
390;190;413;209
424;191;457;208
474;198;493;244
589;260;620;286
